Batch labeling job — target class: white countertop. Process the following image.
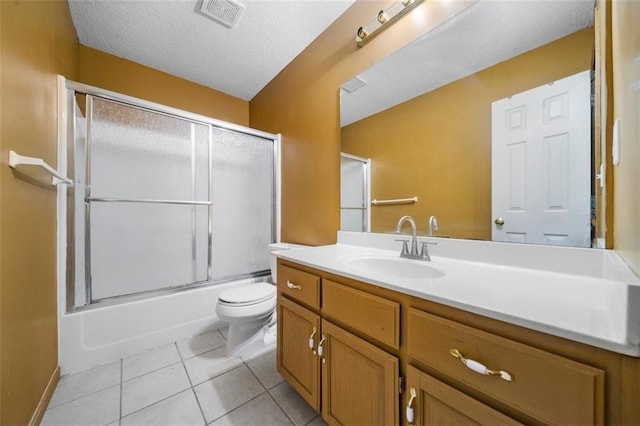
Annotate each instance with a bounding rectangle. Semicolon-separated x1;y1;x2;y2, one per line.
275;234;640;357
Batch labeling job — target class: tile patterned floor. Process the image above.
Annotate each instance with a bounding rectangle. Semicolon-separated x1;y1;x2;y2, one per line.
43;330;325;426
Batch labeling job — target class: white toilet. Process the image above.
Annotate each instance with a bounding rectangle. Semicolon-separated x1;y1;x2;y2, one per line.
215;242;307;356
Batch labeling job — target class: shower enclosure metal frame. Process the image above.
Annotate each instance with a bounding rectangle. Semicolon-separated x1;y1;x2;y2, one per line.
62;79;281;312
340;152;371;232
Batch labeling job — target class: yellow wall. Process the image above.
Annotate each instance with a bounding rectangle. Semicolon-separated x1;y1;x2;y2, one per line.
251;0;477;245
0;1;78;424
342;28;594;238
78;46;250;127
612;1;640;274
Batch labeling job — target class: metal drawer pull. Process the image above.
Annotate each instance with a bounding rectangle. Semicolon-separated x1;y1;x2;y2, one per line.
450;349;513;382
309;327;317;353
287;280;302;290
406;387;417;424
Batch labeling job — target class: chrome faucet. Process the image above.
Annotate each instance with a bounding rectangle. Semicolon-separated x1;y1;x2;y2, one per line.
395;215;431;261
428;215;438;237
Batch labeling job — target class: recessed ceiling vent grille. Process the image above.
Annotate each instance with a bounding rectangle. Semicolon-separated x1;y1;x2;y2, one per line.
199;0;245;28
341;76;367;94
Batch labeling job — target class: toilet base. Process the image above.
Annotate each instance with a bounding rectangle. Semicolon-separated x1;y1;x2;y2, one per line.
224;321;276;359
224;311;276;359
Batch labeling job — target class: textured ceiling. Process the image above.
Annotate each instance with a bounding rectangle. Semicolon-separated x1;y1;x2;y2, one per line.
69;0;355;101
341;0;595;126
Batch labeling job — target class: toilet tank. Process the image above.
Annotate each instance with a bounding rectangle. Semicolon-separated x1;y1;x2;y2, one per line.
268;242;309;284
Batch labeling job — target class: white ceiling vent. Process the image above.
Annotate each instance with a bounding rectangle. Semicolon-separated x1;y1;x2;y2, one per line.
341;76;367;94
199;0;245;28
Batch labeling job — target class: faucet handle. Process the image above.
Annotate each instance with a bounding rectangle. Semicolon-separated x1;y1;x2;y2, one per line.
395;239;410;255
419;241;432;261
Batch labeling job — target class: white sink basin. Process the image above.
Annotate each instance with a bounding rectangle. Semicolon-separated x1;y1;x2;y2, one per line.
341;255;445;279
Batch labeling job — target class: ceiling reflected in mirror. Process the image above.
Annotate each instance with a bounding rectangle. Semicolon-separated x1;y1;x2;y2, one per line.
341;1;594;126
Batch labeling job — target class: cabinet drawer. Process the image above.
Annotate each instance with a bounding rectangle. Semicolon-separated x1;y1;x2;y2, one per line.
407;309;604;425
277;264;320;309
322;280;400;349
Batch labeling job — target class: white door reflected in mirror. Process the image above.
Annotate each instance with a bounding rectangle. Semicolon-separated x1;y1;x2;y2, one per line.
491;70;591;247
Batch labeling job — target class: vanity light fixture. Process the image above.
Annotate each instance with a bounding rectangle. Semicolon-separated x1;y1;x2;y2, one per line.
356;0;424;47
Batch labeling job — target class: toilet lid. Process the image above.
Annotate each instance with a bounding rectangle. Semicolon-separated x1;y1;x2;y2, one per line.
219;283;275;305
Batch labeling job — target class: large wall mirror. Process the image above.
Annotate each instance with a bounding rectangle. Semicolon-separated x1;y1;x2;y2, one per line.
340;0;607;248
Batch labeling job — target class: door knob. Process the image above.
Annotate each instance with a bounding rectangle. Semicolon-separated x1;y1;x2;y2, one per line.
494;217;505;226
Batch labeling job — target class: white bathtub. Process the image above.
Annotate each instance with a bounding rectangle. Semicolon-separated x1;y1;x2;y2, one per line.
58;278;262;375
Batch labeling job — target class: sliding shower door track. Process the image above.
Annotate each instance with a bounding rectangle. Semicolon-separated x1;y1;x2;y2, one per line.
87;197;212;206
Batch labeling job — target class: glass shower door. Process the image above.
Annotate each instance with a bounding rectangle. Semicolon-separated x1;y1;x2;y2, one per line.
85;97;211;301
210;127;274;279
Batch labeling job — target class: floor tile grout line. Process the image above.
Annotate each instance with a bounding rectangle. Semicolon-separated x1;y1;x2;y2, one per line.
46;382;122;412
175;341;209;426
264;388;298;426
244;353;303;426
198;348;279;425
264;378;286;392
120;386;195;421
118;331;227;385
304;415;324;426
243;356;271;394
121;355;184;384
188;362;246;388
120;341;199;421
46;362;123;410
179;328;228;361
205;390;270;426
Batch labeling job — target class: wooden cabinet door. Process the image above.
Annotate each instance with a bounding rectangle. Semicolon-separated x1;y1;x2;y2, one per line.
277;296;321;411
321;320;399;426
405;365;522;426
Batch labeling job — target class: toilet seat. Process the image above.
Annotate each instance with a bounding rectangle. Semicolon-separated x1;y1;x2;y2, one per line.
216;283;276;322
218;282;275;307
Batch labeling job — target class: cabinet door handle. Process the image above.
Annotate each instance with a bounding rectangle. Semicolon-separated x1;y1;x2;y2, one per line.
317;334;326;359
287;280;302;290
406;387;417;424
450;349;513;382
309;327;317;353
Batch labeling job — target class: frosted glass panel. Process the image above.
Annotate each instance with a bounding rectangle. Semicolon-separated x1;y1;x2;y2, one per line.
341;209;365;232
70;89;277;308
340;155;368;232
210;127;273;278
341;157;365;208
89;97;209;201
90;203;209;300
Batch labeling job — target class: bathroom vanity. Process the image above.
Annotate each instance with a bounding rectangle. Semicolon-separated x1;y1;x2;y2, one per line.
275;233;640;425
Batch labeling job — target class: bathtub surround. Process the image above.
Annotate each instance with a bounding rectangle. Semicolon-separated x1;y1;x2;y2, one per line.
58;277;265;375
